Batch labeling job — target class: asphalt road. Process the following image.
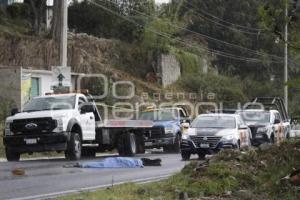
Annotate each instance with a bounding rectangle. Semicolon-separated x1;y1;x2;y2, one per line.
0;152;193;200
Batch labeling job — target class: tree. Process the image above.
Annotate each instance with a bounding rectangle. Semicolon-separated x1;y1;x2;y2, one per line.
50;0;63;42
24;0;46;35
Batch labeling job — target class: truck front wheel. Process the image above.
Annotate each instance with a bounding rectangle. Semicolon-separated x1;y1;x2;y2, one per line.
65;132;82;160
5;148;20;161
164;134;180;153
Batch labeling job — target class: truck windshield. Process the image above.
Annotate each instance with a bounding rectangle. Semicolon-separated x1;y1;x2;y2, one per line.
237;111;270;124
191;116;236;129
23;96;76;112
139;109;178;121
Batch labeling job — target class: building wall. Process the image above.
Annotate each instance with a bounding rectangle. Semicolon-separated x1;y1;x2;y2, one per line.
158;54;181;88
0;67;21;109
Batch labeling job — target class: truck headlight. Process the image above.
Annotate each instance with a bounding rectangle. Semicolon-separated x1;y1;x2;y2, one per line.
54;118;64;132
4;121;13;136
164;127;173;134
257;127;267;133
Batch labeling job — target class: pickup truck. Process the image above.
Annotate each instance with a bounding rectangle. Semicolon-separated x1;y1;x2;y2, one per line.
139;107;190;153
236;109;290;145
236;97;291;146
3;93;152;161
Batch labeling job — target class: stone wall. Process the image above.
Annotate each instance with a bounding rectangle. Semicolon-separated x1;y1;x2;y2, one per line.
157;54;181;88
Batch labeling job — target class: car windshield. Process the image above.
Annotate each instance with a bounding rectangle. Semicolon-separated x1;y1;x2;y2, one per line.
139;109;178;121
23;95;76;112
191;116;236;128
237;111;270;124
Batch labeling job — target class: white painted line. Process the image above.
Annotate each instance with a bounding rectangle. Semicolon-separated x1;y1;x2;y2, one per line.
6;174;172;200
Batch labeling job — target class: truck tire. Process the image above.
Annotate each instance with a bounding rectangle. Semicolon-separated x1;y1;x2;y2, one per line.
136;135;145;154
181;151;191;161
5;148;20;161
65;132;82;160
81;148;96;158
118;132;137;156
164;134;180;153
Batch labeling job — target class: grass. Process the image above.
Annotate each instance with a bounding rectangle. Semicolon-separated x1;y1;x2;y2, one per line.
58;141;300;200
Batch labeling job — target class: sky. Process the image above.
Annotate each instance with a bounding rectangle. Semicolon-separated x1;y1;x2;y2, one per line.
155;0;170;4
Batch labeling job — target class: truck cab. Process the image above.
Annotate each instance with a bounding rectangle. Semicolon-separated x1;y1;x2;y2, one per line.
3;93;98;161
139;107;190;153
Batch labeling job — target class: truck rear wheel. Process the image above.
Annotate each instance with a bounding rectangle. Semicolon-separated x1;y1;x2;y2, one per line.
136;135;145;154
5;148;20;161
118;132;137;156
65;132;82;160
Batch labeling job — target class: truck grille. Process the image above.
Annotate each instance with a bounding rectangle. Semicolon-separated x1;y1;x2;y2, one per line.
144;127;165;139
10;117;57;135
190;136;222;148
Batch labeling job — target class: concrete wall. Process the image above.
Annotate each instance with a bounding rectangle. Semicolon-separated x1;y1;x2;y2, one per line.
158;54;181;88
0;66;21;109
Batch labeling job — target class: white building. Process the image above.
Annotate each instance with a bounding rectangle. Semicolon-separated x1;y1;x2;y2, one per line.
0;66;82;110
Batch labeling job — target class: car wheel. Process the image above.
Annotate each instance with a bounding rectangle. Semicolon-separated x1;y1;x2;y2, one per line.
181;151;191;161
65;132;82;160
5;148;20;161
197;152;206;160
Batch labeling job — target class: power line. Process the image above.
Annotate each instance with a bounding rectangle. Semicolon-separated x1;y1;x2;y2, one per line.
95;0;283;61
183;0;265;32
87;0;283;63
180;2;263;35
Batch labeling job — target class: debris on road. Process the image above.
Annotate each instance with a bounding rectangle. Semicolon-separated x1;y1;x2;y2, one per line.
11;168;25;176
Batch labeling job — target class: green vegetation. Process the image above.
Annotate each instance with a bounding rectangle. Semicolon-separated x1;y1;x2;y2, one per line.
58;141;300;200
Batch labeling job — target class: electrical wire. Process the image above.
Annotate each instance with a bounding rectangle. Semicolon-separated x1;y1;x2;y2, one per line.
96;0;282;61
87;0;283;63
183;0;265;32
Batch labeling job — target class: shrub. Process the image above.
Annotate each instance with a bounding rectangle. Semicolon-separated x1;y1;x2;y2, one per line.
6;3;30;19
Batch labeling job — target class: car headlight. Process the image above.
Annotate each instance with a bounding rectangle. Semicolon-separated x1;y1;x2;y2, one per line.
257;127;268;133
164;127;174;134
221;135;234;141
4;121;13;136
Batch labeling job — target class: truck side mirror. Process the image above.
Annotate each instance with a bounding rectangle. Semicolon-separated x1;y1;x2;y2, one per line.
11;108;19;116
274;119;281;124
80;104;94;114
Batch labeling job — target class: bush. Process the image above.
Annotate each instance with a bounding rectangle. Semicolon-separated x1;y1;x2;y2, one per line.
180;73;247;106
6;3;30;19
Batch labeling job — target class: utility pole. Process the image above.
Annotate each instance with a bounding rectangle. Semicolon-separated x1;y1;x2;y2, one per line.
284;1;289;114
60;0;68;67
